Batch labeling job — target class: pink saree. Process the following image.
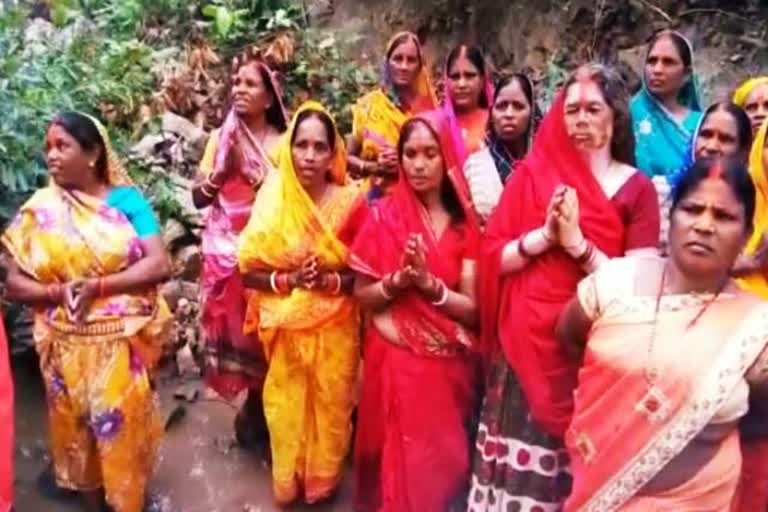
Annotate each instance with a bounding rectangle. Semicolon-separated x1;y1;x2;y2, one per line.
201;67;288;399
565;256;768;511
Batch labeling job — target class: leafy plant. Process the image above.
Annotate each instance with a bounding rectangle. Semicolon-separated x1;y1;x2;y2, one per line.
201;0;303;47
285;29;378;133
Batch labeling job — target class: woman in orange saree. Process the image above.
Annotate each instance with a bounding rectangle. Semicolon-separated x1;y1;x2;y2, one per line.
351;109;481;511
557;157;768;511
348;31;438;199
2;112;172;512
193;54;288;447
237;102;367;506
0;305;12;512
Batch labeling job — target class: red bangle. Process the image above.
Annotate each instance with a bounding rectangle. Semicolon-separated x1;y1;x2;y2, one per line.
276;272;290;293
576;242;594;265
46;284;59;303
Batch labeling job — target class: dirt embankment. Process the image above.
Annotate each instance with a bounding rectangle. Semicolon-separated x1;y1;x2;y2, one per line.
325;0;768;101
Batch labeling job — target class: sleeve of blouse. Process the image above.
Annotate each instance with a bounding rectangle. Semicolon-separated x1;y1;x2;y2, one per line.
463;150;503;221
747;344;768;384
119;187;161;238
199;129;220;176
625;173;661;250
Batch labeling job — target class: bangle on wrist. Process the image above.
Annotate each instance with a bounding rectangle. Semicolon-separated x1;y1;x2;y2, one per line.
518;233;534;259
278;272;290;293
576;242;595;266
327;272;342;295
97;277;106;298
46;284;60;303
200;183;215;198
206;175;222;189
541;227;555;245
270;271;280;293
381;274;395;300
430;279;449;306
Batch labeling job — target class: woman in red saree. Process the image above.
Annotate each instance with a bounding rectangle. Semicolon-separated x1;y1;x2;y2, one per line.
192;52;288;447
0;299;12;512
351;109;481;511
557;157;768;511
468;64;659;511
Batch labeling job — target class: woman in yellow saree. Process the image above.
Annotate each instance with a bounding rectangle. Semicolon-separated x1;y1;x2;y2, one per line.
2;112;172;512
733;76;768;135
238;101;367;505
348;31;438;199
557;157;768;511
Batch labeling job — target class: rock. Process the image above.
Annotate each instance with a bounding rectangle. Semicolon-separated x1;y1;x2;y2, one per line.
174;244;201;281
163;219;188;248
160;280;183;312
162;112;208;149
175;342;199;376
168;174;204;228
130;134;167;160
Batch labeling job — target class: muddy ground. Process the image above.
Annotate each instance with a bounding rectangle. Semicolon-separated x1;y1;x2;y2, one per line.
11;353;353;512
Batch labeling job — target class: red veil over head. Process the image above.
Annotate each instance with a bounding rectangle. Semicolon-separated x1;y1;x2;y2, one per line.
479;90;626;437
351;109;481;356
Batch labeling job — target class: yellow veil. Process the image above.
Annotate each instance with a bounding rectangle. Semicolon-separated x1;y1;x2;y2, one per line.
738;117;768;298
733;76;768;108
238;101;360;339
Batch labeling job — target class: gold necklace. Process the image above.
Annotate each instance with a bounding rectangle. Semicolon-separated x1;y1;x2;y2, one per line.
636;264;726;423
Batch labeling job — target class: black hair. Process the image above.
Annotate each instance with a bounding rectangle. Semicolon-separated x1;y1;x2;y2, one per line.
446;44;490;108
397;117;466;223
290;109;336;151
563;64;636;166
489;73;536;143
698;102;753;161
232;57;288;132
50;111;107;180
671;156;756;233
648;30;692;69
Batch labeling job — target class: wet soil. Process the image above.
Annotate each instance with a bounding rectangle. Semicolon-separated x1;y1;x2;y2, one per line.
11;353;353;512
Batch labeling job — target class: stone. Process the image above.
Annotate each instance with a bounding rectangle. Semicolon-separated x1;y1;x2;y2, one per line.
162;112;208;149
174;244;201;281
162;219;188;248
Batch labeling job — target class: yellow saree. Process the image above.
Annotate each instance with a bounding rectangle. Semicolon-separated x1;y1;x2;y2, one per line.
738;118;768;298
0;115;171;512
238;101;363;504
352;31;437;194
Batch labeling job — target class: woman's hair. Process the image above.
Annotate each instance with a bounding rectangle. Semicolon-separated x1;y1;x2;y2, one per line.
445;44;490;108
386;32;421;63
488;73;536;141
290;109;337;151
563;63;635;166
50;111;108;180
648;30;693;69
671;156;756;233
698;102;753;159
398;117;466;223
232;51;287;132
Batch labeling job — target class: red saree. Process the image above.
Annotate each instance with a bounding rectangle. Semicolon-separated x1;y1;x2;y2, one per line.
0;317;12;512
479;91;626;438
202;65;288;399
350;111;481;511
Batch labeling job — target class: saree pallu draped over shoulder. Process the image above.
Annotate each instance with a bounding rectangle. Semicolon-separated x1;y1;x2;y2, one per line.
350;110;481;511
1;184;171;512
565;257;768;512
237;101;364;505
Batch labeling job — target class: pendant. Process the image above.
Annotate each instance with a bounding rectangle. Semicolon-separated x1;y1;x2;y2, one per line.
635;385;672;423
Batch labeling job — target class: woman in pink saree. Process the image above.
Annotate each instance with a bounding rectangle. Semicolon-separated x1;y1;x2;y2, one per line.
192;52;288;446
557;156;768;511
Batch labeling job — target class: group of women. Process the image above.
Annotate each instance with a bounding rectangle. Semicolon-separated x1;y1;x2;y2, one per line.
2;26;768;512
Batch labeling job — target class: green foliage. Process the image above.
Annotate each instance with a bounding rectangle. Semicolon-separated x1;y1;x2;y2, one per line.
0;5;159;223
286;29;378;133
201;0;303;47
